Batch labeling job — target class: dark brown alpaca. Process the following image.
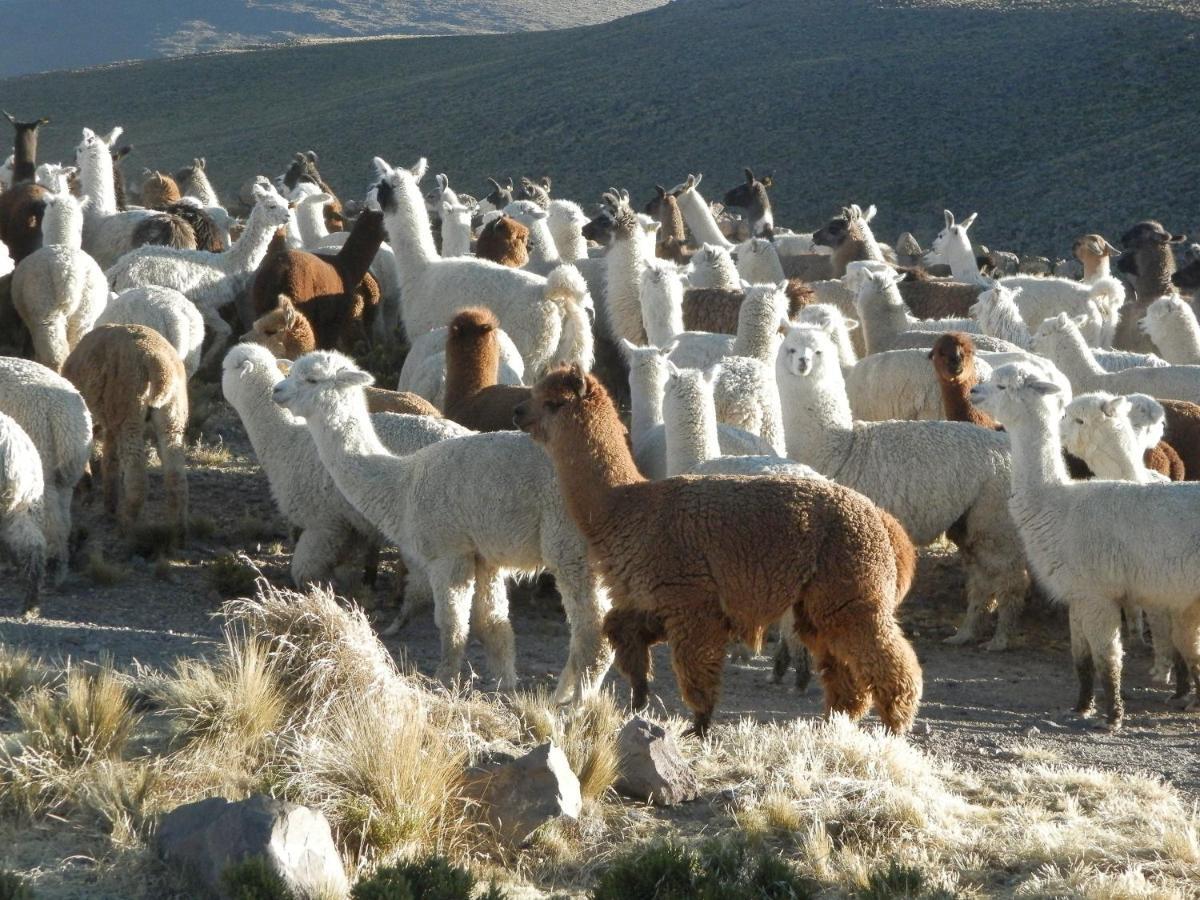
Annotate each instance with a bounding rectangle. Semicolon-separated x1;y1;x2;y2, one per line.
722;167;774;238
443;308;531;432
283;150;343;231
928;333;1000;430
897;268;983;319
475;214;529;268
1115;220;1188;352
813;204;885;277
1160;399;1200;481
131;214;197;251
251;209;385;352
165;202;224;252
110;144;132;211
0;112;50;264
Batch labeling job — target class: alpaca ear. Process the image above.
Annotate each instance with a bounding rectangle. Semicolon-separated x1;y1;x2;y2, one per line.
744;168;755;184
960;212;978;231
655;184;666;198
1;112;14;127
504;177;514;190
37;117;50;127
334;368;374;389
81;127;95;141
927;349;935;360
566;364;589;398
65;166;77;178
776;279;788;292
777;316;792;335
370;157;392;179
663;359;680;378
1103;239;1121;256
1170;233;1188;243
1102;396;1131;418
862;204;877;222
306;151;319;164
762;175;773;188
275;359;292;375
1028;380;1061;396
844;317;860;331
944;210;955;229
540;176;552;190
409;158;428;181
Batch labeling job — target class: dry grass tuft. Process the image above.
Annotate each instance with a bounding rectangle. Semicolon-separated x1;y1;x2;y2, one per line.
188;514;217;539
130;522;180;558
208;553;260;597
189;436;232;466
0;647;50;717
85;549;130;586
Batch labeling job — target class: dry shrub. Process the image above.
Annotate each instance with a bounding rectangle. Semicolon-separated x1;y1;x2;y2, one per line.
510;688;621;802
0;647;49;716
14;660;138;767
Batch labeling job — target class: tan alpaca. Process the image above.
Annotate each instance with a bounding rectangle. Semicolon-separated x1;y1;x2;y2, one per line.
516;366;923;736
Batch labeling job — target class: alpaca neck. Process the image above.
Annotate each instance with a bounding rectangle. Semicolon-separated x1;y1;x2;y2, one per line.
544;400;643;540
1008;413;1070;495
779;367;855;474
555;221;588;261
938;373;994;428
42;203;83;249
641;283;684;348
188;171;219;208
1134;247;1175;299
676;188;731;249
12;127;39;184
628;366;665;448
749;197;772;237
225;205;282;274
732;300;779;362
552;296;595;374
1082;255;1111;284
79;147;117;216
605;228;649;345
383;177;438;277
944;235;979;282
444;335;498;408
660;200;685;244
335;214;384;287
664;384;720;475
1045;330;1104;383
441;213;471;258
858;287;909;354
526;219;561;269
1083;435;1146;482
296;203;330;248
237;381;303;463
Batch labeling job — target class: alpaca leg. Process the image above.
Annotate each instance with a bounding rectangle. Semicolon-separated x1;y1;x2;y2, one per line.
823;614;921;734
198;306;233;371
98;429;120;516
1069;603;1096;716
1146;609;1177;685
382;556;434;635
1169;605;1200;709
41;483;72;586
984;560;1028;652
150;406;189;545
1080;600;1124;728
470;563;517;691
2;511;47;615
664;609;731;737
944;550;989;646
362;541;380;588
602;608;665;712
425;556;475;686
115;420;147;531
771;609;812;690
811;640;871;722
549;559;613;705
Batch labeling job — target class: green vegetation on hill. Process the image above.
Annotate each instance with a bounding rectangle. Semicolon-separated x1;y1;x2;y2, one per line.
2;0;1197;254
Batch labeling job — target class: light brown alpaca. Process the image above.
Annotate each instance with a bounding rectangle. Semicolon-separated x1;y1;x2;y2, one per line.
812;205;886;278
474;214;529;268
928;333;1000;430
682;280;814;334
1073;233;1121;281
62;324;188;545
443;307;531;432
140;170;182;210
897;269;983;319
515;366;923;736
644;185;692;265
245;295;317;359
363;387;440;417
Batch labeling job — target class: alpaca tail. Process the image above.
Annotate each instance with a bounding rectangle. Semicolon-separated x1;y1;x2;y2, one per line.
545;264;595;372
846;617;923;735
878;509;917;606
1088;275;1126;313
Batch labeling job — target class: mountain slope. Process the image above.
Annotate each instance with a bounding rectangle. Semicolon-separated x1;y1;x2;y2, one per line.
2;0;1197;253
0;0;667;78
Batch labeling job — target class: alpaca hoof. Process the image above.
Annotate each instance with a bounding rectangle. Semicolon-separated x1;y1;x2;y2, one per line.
983;635;1010;652
1100;718;1122;733
942;631;975;646
1070;703;1095;719
434;665;460;687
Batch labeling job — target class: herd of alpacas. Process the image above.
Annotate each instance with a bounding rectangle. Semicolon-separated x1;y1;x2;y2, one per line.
4;111;1200;739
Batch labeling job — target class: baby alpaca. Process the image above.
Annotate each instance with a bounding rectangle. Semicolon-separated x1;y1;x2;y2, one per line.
515;366;922;735
62;325;189;544
97;286;205;379
443;308;531;432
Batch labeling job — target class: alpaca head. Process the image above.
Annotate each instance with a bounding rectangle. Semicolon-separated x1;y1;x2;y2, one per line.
968;282;1020;323
1032;312;1090;356
1119;220;1186;251
249;183;292;230
244;296;314;360
970;362;1064;428
925;209;978;266
797;303;859;347
174;156;206;185
75;127;109;164
447;307;499;346
928;332;979;385
1140;295;1194;340
34;162;76;194
620;338;669;400
40;191;84;245
581;205;616;245
480;176;514;213
735;237;784;284
851;265;905;312
221;342;285;408
369;156;427;215
776;324;840;382
502;199;549;230
668;173;703;197
475;214;529;266
1072;233;1121;266
1125;394;1168;451
141;170;182;209
514;364;602;443
663;360;717;418
738;282;789;338
643;184;681;224
813;203;879;250
516;176;552;210
639;259;685;345
722;168;773;236
685;243;737;289
1060;392;1137;465
272;350;373;419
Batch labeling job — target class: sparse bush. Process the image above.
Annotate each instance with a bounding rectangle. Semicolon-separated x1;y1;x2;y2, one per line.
0;870;34;900
0;647;50;716
235;514;283;544
221;856;294;900
189;514;217;539
131;522;180;558
858;862;948;899
209;554;260;597
190;436;232;466
14;660;138;766
85;549;130;586
509;689;621;801
351;855;504;900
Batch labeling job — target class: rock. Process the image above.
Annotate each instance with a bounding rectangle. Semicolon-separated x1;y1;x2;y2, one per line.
1025;725;1041;738
1054;258;1083;279
912;722;933;737
614;717;700;806
988;250;1021;276
464;742;581;845
1019;255;1053;275
156;794;348;899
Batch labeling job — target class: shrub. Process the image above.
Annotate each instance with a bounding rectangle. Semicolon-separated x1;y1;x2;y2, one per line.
351;856;504;900
221;856;294;900
209;554;260;597
858;862;950;899
0;870;33;900
14;660;138;766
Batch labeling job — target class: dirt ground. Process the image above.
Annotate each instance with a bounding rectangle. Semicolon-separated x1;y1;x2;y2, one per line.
1;393;1197;811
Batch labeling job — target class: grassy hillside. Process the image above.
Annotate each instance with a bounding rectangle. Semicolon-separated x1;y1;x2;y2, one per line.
0;0;666;77
2;0;1198;253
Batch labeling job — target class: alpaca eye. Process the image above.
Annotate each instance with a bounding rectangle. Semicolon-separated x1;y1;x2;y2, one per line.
306;377;317;384
544;400;562;412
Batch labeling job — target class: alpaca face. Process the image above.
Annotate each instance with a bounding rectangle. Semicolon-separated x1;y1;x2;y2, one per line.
503;199;548;228
515;366;590;442
1125;394;1167;450
272;351;371;418
1060;392;1135;463
722;168;772;220
1072;233;1120;264
777;326;834;379
970;362;1063;426
1141;295;1189;336
581;207;616;246
221;343;281;406
929;334;974;383
926;209;977;265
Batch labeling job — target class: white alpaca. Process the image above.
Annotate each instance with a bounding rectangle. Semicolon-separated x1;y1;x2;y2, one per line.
546;199;590;261
1140;295;1200;364
602;196;659;346
34;162;76;194
0;155;13;190
292;190;334;247
0;412;46;613
685;243;740;290
221;344;466;597
667;173;734;249
667;282;787;369
797;303;859;368
0;241;12;278
973;363;1200;727
639;259;686;348
503;199;561;275
74;127;165;269
373;157;593;377
0;357;91;587
662;361;818;479
777;324;1027;649
395;324;526;409
107;184;291;368
1033;313;1200;404
735;238;785;285
273;351;613;704
97;286;206;378
440;197;473;259
179;157;221;208
622;341;773;478
12;193;108;372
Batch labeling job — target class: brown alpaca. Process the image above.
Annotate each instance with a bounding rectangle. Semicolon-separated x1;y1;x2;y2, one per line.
1114;220;1187;352
251;209;384;351
443;308;531;432
897;269;983;319
475;214;529;268
682;280;813;335
812;205;886;278
515;366;923;736
131;214;197;251
245;295;317;359
1160;399;1200;481
62;325;189;546
644;185;692;265
928;333;1000;430
282;150;343;230
0;113;50;265
165;202;224;252
1145;442;1186;481
363;387;440;417
141;170;182;209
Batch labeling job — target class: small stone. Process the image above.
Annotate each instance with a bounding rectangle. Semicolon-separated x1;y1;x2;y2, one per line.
463;742;581;845
1024;726;1041;738
912;722;933;736
156;794;348;899
614;717;700;806
714;787;740;807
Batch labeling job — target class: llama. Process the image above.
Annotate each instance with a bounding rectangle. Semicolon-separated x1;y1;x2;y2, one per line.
667;174;734;250
0;112;51;265
372;157;593;379
273;351;613;705
777;324;1028;650
722;168;774;237
813;204;886;277
174;157;221;208
62;325;189;545
973;363;1200;728
515;365;922;736
107;184;292;369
